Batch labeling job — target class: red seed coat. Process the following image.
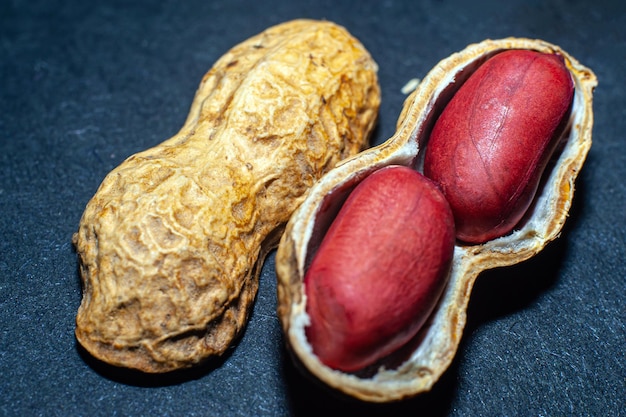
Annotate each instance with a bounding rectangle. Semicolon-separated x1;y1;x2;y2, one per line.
423;50;574;243
304;166;455;372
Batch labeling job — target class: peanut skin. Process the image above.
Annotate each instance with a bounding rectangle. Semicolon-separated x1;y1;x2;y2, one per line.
304;166;455;372
73;20;380;372
423;50;574;243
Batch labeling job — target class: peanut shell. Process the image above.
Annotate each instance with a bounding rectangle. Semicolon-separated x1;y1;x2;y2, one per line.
276;38;596;402
73;19;380;373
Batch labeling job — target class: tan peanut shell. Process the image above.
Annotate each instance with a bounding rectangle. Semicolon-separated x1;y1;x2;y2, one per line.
73;19;380;373
276;38;596;402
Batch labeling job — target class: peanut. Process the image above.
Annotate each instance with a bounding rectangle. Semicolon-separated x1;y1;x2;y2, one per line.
423;50;574;243
73;20;380;372
304;166;455;372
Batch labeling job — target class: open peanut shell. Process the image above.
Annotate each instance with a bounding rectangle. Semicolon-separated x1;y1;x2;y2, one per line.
275;37;596;402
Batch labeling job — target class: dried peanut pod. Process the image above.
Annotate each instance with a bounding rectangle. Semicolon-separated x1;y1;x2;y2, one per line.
73;19;380;373
276;38;596;402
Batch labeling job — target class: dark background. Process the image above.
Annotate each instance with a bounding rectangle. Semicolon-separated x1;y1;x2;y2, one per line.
1;0;624;416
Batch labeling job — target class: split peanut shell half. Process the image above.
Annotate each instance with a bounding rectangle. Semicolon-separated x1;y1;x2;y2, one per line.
275;37;596;402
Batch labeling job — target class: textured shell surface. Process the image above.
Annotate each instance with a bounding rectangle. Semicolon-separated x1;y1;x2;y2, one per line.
73;19;380;373
275;38;596;402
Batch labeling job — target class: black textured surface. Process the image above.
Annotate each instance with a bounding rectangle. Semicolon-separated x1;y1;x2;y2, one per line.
1;0;624;416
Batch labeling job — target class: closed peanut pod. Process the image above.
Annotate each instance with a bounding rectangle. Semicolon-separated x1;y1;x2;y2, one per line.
73;19;380;373
276;38;596;401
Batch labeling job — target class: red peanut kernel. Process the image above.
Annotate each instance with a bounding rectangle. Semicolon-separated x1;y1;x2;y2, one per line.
304;165;455;372
423;50;574;243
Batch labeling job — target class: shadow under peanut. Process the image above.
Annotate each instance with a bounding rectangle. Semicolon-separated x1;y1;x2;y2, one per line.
281;343;458;417
75;339;235;388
